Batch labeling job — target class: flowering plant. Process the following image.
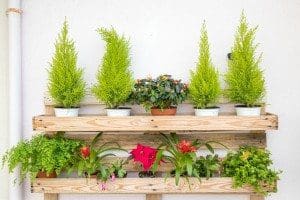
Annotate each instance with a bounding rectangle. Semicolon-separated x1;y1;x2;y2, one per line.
130;144;157;174
130;75;188;110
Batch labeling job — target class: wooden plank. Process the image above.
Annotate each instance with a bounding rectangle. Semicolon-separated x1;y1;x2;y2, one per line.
31;178;262;194
33;114;278;132
44;194;58;200
146;194;162;200
250;195;264;200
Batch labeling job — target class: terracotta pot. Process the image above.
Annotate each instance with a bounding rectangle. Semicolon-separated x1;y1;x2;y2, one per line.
150;107;177;116
36;171;57;178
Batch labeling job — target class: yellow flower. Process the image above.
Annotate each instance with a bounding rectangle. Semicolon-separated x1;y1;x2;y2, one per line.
240;151;251;161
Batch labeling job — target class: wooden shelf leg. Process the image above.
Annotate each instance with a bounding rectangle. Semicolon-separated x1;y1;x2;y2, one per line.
44;194;58;200
250;194;264;200
146;194;162;200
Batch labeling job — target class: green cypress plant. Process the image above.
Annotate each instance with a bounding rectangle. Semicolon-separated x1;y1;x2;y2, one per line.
225;13;265;107
92;27;134;109
48;20;86;108
189;22;221;109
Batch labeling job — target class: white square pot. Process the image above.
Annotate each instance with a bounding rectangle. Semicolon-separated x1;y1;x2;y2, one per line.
106;108;131;116
54;108;79;117
235;106;261;116
194;108;220;116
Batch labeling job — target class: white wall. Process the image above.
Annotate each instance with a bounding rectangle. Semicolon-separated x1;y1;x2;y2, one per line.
21;0;300;200
0;0;9;199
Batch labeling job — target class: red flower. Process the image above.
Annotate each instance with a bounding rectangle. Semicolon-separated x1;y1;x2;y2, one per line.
177;140;196;153
130;144;157;171
80;146;90;158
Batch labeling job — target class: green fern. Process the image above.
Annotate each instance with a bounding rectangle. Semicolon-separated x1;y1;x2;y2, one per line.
92;27;134;109
48;20;86;108
189;22;221;109
225;12;265;107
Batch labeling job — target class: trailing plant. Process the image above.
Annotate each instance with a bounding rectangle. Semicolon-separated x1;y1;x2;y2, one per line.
194;154;220;179
189;22;221;109
130;75;188;110
76;132;126;182
2;133;82;183
152;133;222;185
225;12;265;107
222;146;280;195
92;27;134;109
48;19;86;108
109;159;127;178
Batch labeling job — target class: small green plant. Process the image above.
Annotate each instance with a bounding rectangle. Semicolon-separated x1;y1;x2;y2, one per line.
225;12;265;107
109;159;127;178
76;132;126;182
2;133;82;183
222;146;280;195
92;27;134;109
189;22;221;109
48;19;86;108
194;154;220;179
130;75;188;110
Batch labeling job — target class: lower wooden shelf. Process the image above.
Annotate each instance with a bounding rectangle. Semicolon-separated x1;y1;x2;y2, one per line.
31;177;259;194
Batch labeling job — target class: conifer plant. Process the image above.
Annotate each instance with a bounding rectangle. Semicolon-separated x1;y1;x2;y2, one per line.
225;13;265;116
48;20;86;117
92;27;134;116
189;22;221;116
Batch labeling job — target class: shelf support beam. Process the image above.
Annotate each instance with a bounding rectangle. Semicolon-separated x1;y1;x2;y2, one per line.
250;195;264;200
44;194;58;200
146;194;162;200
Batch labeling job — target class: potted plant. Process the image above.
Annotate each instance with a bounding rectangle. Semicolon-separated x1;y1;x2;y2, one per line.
130;144;157;177
92;27;134;116
2;133;82;183
194;154;220;179
222;146;281;195
189;22;221;116
130;75;188;115
48;19;86;117
109;160;127;178
225;13;265;116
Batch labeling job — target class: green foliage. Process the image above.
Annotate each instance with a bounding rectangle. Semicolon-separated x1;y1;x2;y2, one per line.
130;75;188;110
2;133;82;183
222;146;280;195
92;27;134;109
48;19;86;108
189;23;221;108
194;154;220;179
225;12;265;107
76;132;126;182
109;159;127;178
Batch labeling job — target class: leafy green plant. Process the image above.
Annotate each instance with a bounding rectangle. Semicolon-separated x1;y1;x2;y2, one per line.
76;132;126;182
130;75;188;110
222;146;280;195
92;27;134;109
48;19;86;108
152;133;221;185
194;154;220;179
2;133;82;183
225;12;265;107
189;22;221;109
109;159;127;178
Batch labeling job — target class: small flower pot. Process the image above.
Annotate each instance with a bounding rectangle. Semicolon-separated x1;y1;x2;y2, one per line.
36;171;57;178
106;107;131;116
235;105;261;116
54;108;79;117
194;107;220;116
150;107;177;116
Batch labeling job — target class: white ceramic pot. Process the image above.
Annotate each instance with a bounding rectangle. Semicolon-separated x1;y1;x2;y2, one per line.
106;108;131;116
54;108;79;117
194;107;220;116
235;106;261;116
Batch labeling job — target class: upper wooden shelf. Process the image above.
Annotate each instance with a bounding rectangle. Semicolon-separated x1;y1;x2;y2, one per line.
33;114;278;132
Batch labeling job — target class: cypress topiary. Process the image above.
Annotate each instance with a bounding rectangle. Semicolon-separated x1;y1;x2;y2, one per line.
189;22;221;109
48;20;86;108
92;27;134;109
225;12;265;107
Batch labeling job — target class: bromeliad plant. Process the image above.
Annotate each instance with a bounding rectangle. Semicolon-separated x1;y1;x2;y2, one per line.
76;132;126;182
2;133;82;183
222;146;280;195
189;22;221;115
48;19;86;115
130;75;188;115
152;133;221;185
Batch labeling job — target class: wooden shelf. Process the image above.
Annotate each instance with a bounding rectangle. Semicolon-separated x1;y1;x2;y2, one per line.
33;114;278;132
31;177;265;194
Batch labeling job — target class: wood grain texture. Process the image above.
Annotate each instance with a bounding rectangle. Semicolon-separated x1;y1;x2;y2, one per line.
44;194;58;200
31;178;259;194
146;194;162;200
33;114;278;132
250;195;265;200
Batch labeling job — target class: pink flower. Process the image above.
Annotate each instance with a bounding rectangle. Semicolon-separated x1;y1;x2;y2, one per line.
110;173;115;182
100;182;106;191
130;144;157;171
